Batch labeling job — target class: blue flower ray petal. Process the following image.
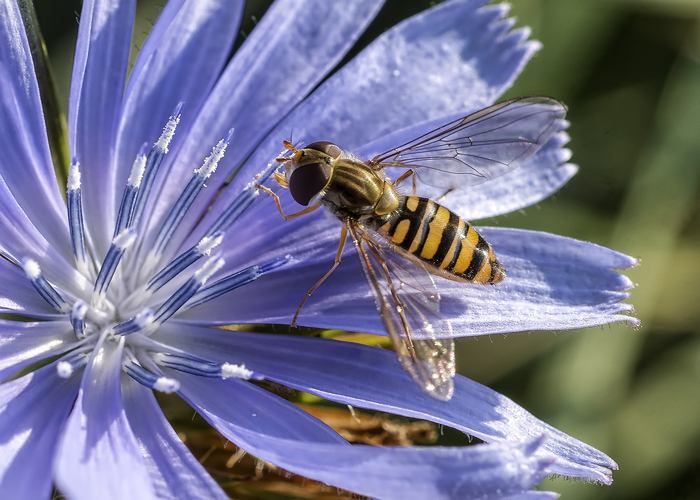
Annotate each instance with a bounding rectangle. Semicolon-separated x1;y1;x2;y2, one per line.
0;0;72;258
175;369;347;444
354;115;576;221
174;364;553;499
0;259;66;319
0;176;92;297
0;319;77;381
502;493;561;500
69;0;135;258
155;324;615;483
179;215;638;335
121;376;228;500
0;363;80;499
55;339;156;500
443;151;576;221
163;0;385;255
113;0;245;251
191;0;540;246
229;432;555;500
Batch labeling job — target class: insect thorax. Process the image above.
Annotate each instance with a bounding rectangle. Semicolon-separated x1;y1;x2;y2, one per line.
321;159;391;218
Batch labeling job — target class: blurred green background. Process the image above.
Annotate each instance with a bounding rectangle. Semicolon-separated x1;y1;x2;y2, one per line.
35;0;700;498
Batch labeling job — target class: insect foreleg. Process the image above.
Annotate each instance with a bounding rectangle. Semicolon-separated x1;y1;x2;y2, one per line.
291;224;348;327
272;171;288;188
256;184;321;220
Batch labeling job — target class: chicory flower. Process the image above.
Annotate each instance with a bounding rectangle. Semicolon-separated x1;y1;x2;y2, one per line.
0;0;637;498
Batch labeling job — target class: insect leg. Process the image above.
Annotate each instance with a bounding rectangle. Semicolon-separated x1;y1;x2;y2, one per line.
272;171;289;188
275;140;300;162
255;184;321;220
291;224;348;327
364;240;415;352
393;169;417;194
435;187;454;203
348;224;416;361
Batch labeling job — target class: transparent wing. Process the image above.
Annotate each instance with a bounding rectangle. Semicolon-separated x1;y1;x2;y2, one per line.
369;96;567;189
347;221;455;401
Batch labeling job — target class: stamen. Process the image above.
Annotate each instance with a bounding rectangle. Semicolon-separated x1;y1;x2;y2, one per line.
154;353;257;380
92;228;137;302
22;258;71;313
187;255;291;309
70;300;88;338
56;350;90;378
129;102;183;229
123;360;180;393
144;129;233;272
114;144;148;237
66;161;89;277
56;361;73;378
146;232;224;293
83;301;112;325
132;164;277;306
221;362;255;380
255;160;278;186
151;254;224;327
112;308;154;336
203;162;278;238
205;184;258;236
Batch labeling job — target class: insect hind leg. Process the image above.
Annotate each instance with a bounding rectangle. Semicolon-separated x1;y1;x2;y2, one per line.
435;187;455;203
291;224;348;327
393;169;417;195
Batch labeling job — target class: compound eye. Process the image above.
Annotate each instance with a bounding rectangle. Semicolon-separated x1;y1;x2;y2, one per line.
304;141;341;159
288;162;331;206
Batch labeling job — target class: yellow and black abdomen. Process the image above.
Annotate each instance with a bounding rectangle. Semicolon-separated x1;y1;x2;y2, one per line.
373;196;505;284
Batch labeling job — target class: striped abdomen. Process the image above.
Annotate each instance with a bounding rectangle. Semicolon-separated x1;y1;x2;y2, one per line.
372;196;505;284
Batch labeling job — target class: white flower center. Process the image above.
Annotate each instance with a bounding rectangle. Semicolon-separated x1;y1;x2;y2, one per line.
23;105;289;391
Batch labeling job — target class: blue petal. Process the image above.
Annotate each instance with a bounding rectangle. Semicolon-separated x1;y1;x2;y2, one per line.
69;0;135;258
0;363;79;498
0;176;92;298
55;339;156;499
265;0;537;150
0;259;64;318
163;0;385;256
443;132;577;220
175;368;347;443
227;432;555;500
503;493;560;500
354;115;576;221
155;324;616;484
112;0;245;242
179;216;637;335
121;376;228;500
0;0;71;259
0;320;76;380
175;365;553;499
191;0;540;245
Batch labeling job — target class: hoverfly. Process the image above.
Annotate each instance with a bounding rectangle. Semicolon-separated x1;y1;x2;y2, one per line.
258;96;567;401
